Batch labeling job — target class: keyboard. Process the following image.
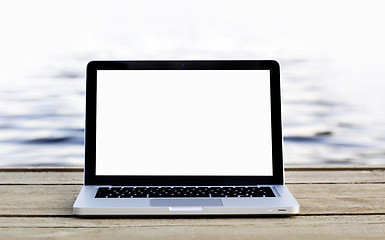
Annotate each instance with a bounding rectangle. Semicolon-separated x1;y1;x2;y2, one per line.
95;186;276;198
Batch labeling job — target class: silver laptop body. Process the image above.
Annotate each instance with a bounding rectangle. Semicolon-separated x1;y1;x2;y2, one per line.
73;60;299;216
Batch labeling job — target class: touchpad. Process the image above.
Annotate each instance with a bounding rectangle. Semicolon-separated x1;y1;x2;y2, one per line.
150;199;223;207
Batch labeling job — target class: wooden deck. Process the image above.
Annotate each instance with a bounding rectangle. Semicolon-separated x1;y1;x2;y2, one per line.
0;166;384;239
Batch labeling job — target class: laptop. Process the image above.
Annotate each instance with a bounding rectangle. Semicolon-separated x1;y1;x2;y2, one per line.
73;60;299;216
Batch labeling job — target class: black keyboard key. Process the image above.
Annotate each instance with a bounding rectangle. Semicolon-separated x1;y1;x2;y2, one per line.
94;187;109;198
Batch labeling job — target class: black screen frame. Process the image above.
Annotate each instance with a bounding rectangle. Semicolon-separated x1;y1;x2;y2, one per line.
84;60;284;186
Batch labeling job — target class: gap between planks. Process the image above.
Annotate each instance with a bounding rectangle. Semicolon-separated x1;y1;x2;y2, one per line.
1;212;385;218
1;165;385;172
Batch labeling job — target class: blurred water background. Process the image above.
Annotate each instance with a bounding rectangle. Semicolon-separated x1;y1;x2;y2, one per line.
0;0;384;166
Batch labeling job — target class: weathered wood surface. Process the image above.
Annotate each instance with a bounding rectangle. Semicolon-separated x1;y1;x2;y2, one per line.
0;166;384;240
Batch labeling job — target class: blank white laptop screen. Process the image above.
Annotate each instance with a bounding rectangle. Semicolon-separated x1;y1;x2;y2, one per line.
95;70;273;176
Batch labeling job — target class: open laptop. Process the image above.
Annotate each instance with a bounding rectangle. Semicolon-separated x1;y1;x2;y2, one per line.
73;60;299;216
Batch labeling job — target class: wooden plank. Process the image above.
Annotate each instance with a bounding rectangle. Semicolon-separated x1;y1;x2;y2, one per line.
0;227;381;240
1;165;385;171
0;215;384;228
0;184;384;216
1;170;384;185
0;216;384;240
286;170;385;184
285;165;385;171
0;167;383;239
0;185;82;216
0;166;83;172
0;171;83;185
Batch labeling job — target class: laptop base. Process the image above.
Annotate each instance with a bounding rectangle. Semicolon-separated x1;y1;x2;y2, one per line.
74;185;299;216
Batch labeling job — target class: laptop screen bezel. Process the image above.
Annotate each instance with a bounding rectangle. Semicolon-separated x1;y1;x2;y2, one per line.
84;60;284;186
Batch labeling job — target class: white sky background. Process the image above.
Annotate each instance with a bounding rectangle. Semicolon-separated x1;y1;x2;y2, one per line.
0;0;384;69
1;0;384;109
0;0;384;165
